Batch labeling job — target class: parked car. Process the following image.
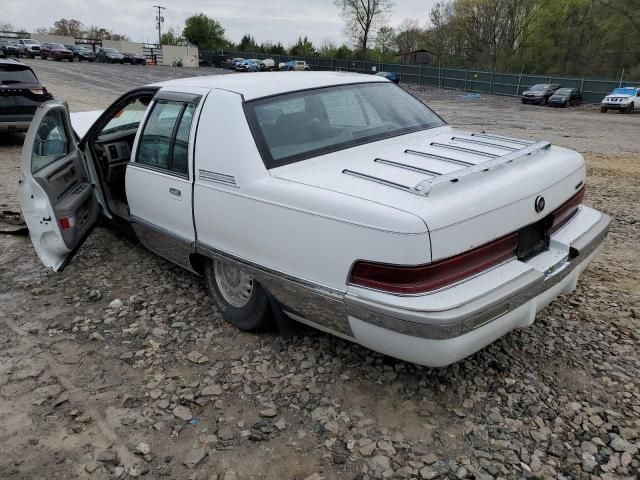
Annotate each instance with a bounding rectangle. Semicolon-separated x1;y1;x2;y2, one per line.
281;60;310;71
122;52;146;65
64;44;96;62
0;58;53;132
96;48;125;64
199;53;229;67
520;83;561;105
600;87;640;113
18;72;609;367
16;39;41;58
229;58;246;70
236;59;259;72
40;43;74;62
375;71;400;84
0;39;20;58
547;87;582;107
259;58;276;71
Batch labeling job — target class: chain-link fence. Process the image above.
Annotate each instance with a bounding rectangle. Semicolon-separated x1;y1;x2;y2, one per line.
218;50;639;104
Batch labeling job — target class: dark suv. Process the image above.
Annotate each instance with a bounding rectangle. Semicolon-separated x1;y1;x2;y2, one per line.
520;84;562;105
40;43;74;62
0;59;53;133
64;44;96;62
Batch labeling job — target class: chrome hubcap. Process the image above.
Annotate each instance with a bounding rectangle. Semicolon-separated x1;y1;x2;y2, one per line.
213;260;254;308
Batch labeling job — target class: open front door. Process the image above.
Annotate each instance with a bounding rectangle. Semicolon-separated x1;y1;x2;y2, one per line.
19;101;101;272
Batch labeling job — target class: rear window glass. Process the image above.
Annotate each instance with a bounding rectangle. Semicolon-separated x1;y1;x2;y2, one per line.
0;66;38;84
246;82;445;167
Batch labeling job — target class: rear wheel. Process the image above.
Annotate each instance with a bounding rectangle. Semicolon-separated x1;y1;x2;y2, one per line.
204;258;273;332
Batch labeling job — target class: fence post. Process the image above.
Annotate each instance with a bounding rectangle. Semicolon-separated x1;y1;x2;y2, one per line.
464;69;468;91
580;77;585;93
490;70;494;94
419;65;423;85
515;66;524;96
619;69;625;87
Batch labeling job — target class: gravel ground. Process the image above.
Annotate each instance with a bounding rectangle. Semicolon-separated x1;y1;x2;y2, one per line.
0;61;638;480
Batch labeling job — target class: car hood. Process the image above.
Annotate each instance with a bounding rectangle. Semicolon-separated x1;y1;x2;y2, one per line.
604;94;632;100
271;126;585;260
70;110;103;138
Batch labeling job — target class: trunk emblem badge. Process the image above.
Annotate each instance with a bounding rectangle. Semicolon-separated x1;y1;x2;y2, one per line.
535;196;546;213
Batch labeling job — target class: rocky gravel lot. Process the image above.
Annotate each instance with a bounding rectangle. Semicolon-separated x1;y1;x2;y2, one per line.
0;61;638;480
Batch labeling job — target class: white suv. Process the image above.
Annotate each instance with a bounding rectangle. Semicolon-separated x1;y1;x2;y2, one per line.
600;87;640;114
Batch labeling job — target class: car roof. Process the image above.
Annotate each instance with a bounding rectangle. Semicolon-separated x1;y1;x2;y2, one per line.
152;71;388;100
0;58;31;68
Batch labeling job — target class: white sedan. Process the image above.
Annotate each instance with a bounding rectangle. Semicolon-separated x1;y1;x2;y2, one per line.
19;72;609;367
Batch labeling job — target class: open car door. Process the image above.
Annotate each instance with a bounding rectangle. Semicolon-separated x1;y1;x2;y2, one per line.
19;101;101;272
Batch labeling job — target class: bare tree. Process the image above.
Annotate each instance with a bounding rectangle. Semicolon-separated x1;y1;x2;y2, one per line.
334;0;395;59
375;25;396;55
395;18;423;54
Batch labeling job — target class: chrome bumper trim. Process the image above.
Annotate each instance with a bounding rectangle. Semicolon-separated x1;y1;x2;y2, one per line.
345;214;611;340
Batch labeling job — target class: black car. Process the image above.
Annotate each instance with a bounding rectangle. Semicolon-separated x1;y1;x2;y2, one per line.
122;52;146;65
96;48;125;64
520;84;562;105
64;44;96;62
548;88;582;107
0;59;53;133
0;40;19;58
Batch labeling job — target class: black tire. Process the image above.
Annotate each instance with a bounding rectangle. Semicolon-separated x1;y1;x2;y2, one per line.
601;107;607;113
540;96;548;106
521;98;526;104
625;104;634;114
204;258;272;332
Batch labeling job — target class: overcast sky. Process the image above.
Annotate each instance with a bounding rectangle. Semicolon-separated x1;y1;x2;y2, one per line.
3;0;438;46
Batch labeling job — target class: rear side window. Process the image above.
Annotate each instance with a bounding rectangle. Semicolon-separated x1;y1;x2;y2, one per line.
136;100;196;176
0;65;38;84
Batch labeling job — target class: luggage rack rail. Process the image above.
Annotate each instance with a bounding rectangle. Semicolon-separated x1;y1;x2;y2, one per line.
342;133;551;197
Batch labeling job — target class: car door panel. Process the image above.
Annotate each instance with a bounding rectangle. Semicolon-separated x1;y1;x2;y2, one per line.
125;89;206;272
19;101;100;271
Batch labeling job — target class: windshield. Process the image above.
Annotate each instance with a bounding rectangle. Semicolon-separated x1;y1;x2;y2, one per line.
247;82;446;167
23;40;38;45
612;87;637;96
0;65;38;84
529;84;549;91
51;43;66;49
555;88;573;95
103;48;118;53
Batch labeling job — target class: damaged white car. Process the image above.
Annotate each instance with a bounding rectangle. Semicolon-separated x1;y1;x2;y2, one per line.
19;72;610;367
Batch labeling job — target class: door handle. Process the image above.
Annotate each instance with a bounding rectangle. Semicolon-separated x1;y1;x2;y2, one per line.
169;187;181;196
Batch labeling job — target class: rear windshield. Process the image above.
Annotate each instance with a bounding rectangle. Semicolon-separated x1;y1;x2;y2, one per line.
246;82;446;167
0;65;38;84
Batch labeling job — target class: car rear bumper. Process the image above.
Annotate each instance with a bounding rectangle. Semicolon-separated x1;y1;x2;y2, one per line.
344;206;610;366
0;114;34;131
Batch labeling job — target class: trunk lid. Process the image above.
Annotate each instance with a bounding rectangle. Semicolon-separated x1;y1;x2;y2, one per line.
271;126;585;261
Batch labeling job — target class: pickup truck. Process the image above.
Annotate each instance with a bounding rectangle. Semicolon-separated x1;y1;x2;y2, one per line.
19;72;609;367
16;39;41;58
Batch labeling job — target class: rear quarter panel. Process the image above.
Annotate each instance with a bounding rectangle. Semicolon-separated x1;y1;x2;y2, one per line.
193;89;431;290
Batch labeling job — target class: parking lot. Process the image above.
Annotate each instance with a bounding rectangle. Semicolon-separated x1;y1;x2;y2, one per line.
0;60;638;480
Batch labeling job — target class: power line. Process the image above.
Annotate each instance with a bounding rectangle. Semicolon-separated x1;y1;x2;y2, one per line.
153;5;166;47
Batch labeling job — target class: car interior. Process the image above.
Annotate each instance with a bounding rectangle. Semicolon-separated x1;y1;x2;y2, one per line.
84;92;156;219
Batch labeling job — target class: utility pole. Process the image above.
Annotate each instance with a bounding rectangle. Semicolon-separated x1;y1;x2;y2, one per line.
153;5;165;46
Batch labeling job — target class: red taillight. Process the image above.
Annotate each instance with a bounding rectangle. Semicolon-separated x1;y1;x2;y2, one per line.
349;233;518;294
551;187;585;233
59;217;71;230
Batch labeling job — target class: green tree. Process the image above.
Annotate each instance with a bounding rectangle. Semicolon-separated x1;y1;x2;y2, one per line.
238;34;257;51
161;27;183;46
183;13;225;50
289;36;316;56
